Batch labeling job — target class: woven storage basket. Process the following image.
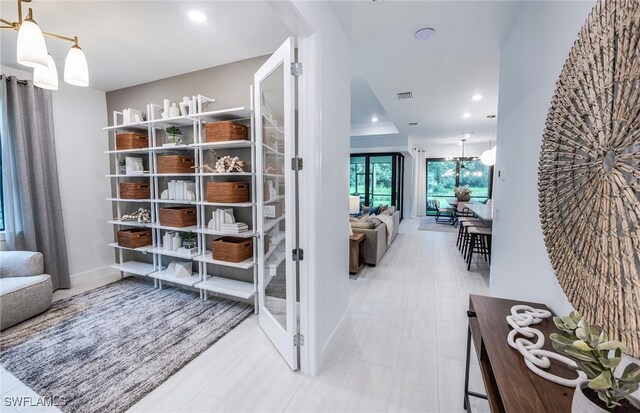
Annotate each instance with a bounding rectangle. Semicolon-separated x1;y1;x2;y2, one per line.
207;182;250;203
157;155;195;174
159;207;197;227
117;228;152;248
212;237;253;263
119;182;150;199
205;121;248;142
116;133;148;150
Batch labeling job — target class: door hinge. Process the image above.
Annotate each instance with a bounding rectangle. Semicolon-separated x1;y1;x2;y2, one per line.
291;157;303;171
292;248;304;261
291;62;303;77
294;333;304;346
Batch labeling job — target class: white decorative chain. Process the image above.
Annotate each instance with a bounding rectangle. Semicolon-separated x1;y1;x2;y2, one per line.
506;305;586;388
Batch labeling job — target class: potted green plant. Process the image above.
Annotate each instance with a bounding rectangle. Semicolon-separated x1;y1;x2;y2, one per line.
165;126;183;145
181;232;197;250
118;159;126;175
551;312;640;412
455;186;472;202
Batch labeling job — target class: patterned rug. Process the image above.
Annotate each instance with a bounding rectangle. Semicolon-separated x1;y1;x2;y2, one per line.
418;216;458;233
0;277;253;413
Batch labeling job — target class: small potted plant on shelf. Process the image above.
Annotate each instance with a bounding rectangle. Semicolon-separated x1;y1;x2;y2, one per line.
550;312;640;412
181;232;197;250
455;186;472;202
165;126;183;145
119;159;126;175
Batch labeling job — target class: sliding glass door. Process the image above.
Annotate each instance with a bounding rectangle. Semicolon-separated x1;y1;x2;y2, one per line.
426;158;492;215
350;153;404;218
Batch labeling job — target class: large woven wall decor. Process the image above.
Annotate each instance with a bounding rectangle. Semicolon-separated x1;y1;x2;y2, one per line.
539;0;640;357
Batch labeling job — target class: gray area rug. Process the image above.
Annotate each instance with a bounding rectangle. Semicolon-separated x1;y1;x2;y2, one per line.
0;277;252;413
418;216;458;233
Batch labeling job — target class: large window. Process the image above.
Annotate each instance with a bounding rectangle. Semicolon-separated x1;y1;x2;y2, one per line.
426;158;493;215
350;153;404;218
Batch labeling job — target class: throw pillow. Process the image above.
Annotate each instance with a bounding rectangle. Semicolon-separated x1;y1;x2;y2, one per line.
358;214;370;222
387;206;397;215
350;221;375;229
361;206;371;214
350;217;360;223
379;204;388;213
370;205;380;215
369;217;382;227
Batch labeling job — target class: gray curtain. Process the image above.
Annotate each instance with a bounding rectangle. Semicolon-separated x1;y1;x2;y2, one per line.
0;75;70;290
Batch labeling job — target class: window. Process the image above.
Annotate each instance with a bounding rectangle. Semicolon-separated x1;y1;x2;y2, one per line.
350;153;404;218
426;157;493;215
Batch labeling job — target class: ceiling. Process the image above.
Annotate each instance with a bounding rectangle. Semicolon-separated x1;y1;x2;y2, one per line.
351;74;398;137
351;1;524;146
0;1;293;91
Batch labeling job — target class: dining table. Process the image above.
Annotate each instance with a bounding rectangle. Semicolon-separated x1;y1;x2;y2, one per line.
467;203;493;223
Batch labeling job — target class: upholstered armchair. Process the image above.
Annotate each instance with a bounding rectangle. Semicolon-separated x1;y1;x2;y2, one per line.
0;251;53;330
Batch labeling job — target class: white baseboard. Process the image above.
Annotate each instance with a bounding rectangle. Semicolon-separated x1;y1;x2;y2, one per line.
319;307;350;370
70;265;119;285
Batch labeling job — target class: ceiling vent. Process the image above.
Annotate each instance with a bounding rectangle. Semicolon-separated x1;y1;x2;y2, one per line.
409;122;420;126
397;92;413;100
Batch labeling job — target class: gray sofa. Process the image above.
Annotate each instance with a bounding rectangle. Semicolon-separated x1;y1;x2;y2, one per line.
351;208;401;265
0;251;53;330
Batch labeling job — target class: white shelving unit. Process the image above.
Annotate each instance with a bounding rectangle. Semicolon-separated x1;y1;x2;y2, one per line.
104;95;259;309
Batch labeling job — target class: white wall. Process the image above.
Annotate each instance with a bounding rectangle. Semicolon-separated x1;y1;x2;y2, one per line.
1;65;112;280
489;1;594;314
284;1;351;374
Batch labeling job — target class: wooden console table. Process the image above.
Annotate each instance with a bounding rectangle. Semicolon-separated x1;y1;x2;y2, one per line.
465;294;576;412
349;233;366;274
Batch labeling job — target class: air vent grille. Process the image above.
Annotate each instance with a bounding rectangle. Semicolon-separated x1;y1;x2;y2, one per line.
409;122;419;126
397;92;413;100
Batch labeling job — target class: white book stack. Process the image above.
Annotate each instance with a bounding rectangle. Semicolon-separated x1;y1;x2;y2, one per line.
221;222;249;233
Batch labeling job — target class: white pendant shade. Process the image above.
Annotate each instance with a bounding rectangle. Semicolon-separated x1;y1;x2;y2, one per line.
64;45;89;87
16;18;48;68
480;146;497;166
33;54;58;90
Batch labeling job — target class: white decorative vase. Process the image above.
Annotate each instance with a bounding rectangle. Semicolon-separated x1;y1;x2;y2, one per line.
572;382;640;413
169;103;180;118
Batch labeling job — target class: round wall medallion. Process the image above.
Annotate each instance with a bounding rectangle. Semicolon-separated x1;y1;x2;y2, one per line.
539;0;640;357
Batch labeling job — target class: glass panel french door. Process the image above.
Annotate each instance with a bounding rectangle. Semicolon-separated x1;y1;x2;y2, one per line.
349;153;404;217
426;158;493;215
255;37;298;370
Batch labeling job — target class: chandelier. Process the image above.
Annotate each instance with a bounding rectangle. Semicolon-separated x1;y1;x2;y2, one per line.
1;0;89;90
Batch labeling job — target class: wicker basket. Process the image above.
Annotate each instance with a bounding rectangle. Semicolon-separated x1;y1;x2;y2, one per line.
207;182;250;203
159;207;197;227
116;133;148;150
157;155;195;174
119;182;150;199
212;237;253;263
117;228;152;248
205;121;248;142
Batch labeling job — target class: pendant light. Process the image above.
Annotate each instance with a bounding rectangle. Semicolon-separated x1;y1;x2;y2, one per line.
480;115;497;166
2;0;89;88
16;9;48;68
33;54;58;90
64;43;89;87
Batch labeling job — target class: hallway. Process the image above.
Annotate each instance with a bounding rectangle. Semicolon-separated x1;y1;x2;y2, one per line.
1;218;491;412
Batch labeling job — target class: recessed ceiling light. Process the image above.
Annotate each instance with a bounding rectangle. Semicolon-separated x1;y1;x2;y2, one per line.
371;116;379;123
409;122;419;126
471;94;483;101
187;10;207;23
462;112;471;119
464;132;472;138
458;141;464;146
414;28;436;40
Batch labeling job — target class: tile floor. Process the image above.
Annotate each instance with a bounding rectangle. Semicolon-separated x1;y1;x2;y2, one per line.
0;218;491;412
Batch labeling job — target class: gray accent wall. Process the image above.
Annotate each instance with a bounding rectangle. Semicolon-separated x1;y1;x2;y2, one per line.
106;55;269;123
